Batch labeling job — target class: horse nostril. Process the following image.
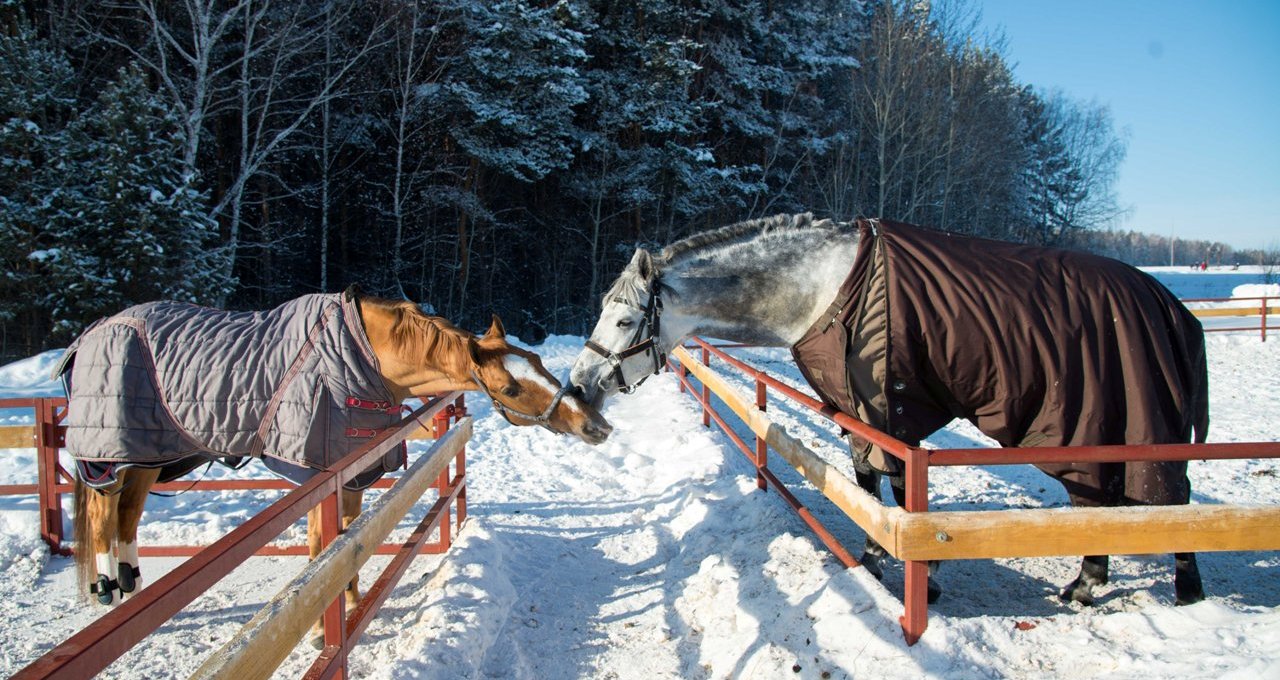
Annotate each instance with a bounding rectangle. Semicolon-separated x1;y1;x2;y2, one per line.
584;419;612;443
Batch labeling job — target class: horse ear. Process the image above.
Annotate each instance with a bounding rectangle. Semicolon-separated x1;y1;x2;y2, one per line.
483;314;506;340
629;248;655;282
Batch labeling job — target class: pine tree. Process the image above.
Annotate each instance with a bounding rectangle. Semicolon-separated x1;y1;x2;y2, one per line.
37;65;232;341
0;23;79;356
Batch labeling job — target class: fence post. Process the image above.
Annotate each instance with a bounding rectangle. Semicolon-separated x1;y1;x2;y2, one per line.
755;378;767;492
454;395;467;526
318;488;348;678
1262;296;1268;343
899;446;930;646
35;399;66;554
433;405;454;549
701;346;711;428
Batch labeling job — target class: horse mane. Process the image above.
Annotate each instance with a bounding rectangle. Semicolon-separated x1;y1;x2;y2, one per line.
359;296;475;378
657;212;840;265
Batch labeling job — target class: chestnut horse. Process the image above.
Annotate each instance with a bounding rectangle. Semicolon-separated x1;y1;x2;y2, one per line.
66;292;610;643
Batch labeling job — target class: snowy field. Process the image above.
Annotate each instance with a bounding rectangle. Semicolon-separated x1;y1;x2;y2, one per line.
0;269;1277;678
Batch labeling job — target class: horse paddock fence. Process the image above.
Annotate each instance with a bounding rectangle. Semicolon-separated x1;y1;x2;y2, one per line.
1186;295;1273;340
2;394;469;679
669;339;1280;645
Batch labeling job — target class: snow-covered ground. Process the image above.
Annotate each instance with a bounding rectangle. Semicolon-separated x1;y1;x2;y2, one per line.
0;270;1277;678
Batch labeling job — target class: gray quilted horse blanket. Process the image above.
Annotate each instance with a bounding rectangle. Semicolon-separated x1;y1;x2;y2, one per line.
54;289;405;490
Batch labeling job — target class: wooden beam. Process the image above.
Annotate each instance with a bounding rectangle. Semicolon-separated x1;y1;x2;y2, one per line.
895;502;1280;561
1191;306;1280;318
673;347;900;551
189;417;472;680
0;425;35;449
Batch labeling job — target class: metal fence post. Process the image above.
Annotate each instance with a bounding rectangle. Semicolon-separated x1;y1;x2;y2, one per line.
755;378;767;491
900;446;930;646
1262;296;1269;342
701;347;711;428
319;487;348;677
454;395;467;526
35;399;67;554
434;405;454;549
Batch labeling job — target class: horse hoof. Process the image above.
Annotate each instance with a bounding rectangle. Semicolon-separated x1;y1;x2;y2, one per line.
118;563;141;594
1175;587;1205;606
92;574;118;605
309;634;325;650
858;552;884;580
927;578;942;604
1059;581;1094;607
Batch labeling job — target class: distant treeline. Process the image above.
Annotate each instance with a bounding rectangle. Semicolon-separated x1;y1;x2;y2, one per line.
0;1;1266;361
1075;230;1267;269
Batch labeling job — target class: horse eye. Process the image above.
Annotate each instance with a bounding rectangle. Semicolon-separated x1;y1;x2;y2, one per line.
616;319;633;328
502;385;520;398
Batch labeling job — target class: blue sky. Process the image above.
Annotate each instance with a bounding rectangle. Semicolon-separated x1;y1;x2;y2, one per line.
977;0;1280;250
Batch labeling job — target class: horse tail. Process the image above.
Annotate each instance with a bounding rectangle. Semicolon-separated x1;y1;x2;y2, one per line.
73;473;93;599
1191;325;1210;445
1193;351;1210;445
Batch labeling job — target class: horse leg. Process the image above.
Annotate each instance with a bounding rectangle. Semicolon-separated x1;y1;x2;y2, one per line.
1126;459;1204;605
886;475;943;603
1055;463;1122;605
853;466;888;580
341;488;364;610
306;503;327;648
115;467;160;598
85;478;122;605
305;488;364;649
1174;552;1204;605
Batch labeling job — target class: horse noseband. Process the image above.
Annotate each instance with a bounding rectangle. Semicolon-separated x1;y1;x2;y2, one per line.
472;370;573;430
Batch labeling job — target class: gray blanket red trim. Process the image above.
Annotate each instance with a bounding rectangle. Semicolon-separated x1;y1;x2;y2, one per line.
56;289;404;490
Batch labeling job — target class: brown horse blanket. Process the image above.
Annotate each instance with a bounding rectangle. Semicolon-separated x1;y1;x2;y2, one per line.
792;218;1209;507
54;289;405;490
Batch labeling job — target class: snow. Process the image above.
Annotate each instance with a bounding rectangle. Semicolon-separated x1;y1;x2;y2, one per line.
0;274;1277;677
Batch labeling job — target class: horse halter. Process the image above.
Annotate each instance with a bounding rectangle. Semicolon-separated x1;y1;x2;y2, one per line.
584;282;665;394
470;369;573;430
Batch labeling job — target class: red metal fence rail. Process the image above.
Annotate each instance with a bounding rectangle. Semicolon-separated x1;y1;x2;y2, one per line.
6;393;468;679
671;336;1280;645
0;397;459;558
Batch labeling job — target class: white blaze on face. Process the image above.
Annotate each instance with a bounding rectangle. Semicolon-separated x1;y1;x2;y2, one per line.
502;354;584;416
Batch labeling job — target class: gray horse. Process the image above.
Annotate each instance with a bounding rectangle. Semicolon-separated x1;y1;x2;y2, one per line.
569;213;1208;608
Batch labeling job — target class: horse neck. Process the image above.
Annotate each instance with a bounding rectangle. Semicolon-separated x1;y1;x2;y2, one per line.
358;303;475;401
660;230;859;348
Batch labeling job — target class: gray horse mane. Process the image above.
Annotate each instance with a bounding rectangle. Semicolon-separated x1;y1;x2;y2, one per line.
603;212;845;307
657;212;840;265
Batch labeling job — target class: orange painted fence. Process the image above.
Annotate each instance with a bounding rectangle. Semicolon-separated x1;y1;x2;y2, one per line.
2;394;468;679
670;338;1280;645
1187;295;1273;341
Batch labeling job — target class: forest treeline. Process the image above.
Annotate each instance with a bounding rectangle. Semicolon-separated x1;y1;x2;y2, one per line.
0;1;1265;360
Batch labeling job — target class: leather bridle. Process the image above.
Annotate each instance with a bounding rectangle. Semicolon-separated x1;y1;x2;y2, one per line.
583;282;665;394
470;369;574;430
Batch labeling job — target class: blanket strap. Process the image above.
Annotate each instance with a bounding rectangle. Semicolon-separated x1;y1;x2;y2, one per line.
250;308;334;458
345;396;401;414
